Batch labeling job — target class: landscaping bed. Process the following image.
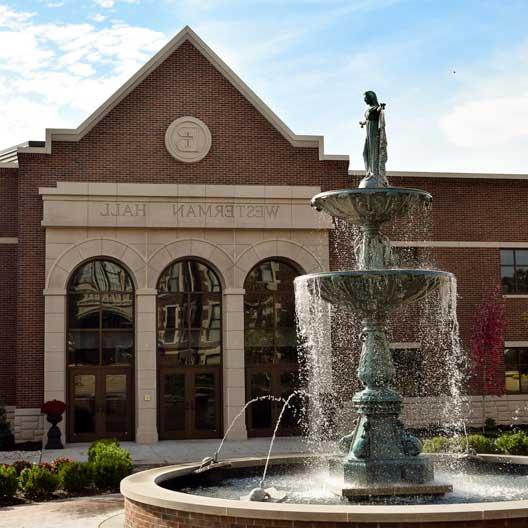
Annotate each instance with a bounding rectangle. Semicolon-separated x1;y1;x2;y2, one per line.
0;439;132;507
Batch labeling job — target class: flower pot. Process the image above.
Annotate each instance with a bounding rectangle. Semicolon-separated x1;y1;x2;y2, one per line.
45;413;64;449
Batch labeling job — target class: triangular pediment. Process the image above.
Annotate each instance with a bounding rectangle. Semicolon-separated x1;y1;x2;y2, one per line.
17;26;347;162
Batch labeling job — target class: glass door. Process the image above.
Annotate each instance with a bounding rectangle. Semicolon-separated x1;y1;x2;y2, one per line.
68;367;133;442
158;367;222;439
245;367;301;437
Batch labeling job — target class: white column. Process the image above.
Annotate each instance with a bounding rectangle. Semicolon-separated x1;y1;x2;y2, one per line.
135;288;158;444
223;288;247;440
43;289;67;444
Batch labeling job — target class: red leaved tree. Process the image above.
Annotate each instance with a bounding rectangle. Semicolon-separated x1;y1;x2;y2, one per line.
470;285;506;397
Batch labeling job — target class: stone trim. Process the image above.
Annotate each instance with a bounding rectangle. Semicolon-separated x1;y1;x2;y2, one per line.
394;240;528;248
350;169;528;180
0;237;17;244
234;239;325;289
505;341;528;347
147;238;233;289
45;237;146;290
18;27;348;162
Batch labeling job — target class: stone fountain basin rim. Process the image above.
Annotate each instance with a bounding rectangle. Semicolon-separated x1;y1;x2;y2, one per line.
295;269;455;282
121;453;528;523
311;187;433;201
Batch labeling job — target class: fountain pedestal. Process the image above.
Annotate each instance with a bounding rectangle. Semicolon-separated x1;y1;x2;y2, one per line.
298;187;454;498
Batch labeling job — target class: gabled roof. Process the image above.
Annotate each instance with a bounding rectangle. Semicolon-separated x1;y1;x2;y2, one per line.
3;26;348;165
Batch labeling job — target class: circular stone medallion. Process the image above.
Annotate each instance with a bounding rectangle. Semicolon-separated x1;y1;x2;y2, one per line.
165;116;212;163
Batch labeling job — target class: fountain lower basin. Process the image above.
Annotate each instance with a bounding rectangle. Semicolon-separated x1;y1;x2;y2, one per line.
296;269;453;315
121;454;528;527
311;187;431;225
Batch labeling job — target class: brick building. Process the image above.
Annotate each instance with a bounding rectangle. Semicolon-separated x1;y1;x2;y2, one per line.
0;27;527;445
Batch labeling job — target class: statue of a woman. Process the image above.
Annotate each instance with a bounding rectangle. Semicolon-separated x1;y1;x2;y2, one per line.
359;91;388;188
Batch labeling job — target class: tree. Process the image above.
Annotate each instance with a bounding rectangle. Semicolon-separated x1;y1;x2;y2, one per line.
471;285;506;398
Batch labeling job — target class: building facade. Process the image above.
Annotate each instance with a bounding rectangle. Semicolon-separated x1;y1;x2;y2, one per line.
1;27;527;444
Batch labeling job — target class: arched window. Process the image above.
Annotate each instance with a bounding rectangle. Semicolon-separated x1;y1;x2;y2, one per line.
244;259;302;437
67;259;134;442
157;259;222;439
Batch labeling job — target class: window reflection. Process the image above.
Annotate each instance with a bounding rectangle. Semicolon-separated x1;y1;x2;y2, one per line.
501;249;528;294
244;260;300;365
157;260;222;366
505;347;528;394
67;260;134;366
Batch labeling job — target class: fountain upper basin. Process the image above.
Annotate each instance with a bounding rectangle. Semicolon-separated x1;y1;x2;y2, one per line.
295;269;453;315
311;187;432;225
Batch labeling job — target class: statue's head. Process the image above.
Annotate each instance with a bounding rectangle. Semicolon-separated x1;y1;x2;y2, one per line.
364;91;379;106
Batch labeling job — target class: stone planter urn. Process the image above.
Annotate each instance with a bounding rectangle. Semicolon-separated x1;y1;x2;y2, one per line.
41;400;66;449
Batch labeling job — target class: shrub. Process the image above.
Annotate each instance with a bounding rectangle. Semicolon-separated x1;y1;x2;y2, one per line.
91;445;132;491
495;432;528;456
456;434;498;454
422;436;451;453
20;465;60;500
59;462;93;493
11;460;32;475
38;462;54;473
51;457;73;473
0;465;18;498
87;438;120;463
422;434;498;454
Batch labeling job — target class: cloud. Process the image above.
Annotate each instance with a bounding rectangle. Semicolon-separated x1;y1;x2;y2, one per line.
440;97;528;148
90;13;107;22
0;5;167;147
94;0;115;7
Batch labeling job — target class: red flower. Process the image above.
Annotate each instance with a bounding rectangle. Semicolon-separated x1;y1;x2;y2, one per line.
41;399;66;416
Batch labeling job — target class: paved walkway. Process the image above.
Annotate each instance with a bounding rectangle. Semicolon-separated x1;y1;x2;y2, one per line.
0;436;308;465
0;494;124;528
0;437;310;528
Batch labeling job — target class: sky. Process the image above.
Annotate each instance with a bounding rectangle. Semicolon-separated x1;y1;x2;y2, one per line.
1;0;528;173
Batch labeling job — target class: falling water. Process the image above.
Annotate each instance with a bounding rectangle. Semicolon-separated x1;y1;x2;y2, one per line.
260;390;309;488
213;395;287;462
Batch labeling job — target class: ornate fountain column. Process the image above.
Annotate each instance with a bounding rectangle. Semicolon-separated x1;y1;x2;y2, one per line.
296;91;453;497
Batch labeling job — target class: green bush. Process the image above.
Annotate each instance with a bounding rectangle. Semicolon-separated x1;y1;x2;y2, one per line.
20;465;59;500
454;434;497;454
422;436;451;453
59;462;93;493
422;434;498;454
0;465;18;498
91;444;132;491
11;460;32;475
495;432;528;455
87;438;120;463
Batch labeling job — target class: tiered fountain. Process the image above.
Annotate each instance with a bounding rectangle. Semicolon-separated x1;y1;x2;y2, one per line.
296;90;453;497
119;92;528;528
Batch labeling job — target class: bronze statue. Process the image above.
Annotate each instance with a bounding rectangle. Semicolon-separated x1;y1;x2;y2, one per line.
359;91;388;188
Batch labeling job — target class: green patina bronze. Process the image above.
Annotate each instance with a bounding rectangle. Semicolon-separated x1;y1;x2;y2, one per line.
298;94;454;491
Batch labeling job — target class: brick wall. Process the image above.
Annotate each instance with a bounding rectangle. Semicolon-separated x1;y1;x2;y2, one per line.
14;40;349;408
0;245;17;405
0;168;17;237
0;167;17;406
124;497;528;528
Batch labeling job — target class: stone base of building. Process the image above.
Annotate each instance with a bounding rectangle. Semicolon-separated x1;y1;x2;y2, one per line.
13;408;43;443
6;394;528;445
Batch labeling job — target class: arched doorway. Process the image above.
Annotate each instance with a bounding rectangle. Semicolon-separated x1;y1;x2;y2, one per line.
244;259;302;437
66;259;135;442
157;259;223;439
